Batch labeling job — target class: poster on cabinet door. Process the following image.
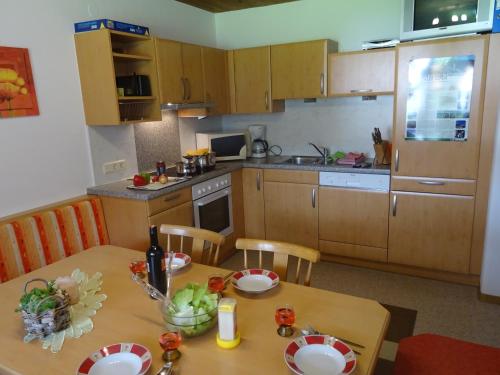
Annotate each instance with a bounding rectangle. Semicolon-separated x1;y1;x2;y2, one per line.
405;55;475;141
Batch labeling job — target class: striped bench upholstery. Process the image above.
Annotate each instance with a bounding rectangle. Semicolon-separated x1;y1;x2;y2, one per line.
0;198;108;283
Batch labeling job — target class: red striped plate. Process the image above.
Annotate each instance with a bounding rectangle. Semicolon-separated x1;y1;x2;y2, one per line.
165;252;191;271
230;268;279;294
77;343;152;375
284;335;356;375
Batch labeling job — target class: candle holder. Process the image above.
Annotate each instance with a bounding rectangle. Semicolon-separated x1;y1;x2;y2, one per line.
159;331;182;361
275;305;296;337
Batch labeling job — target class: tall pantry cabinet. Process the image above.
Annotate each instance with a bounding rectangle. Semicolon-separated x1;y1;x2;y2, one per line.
389;36;488;274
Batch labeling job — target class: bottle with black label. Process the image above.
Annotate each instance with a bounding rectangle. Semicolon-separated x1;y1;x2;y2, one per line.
146;225;166;295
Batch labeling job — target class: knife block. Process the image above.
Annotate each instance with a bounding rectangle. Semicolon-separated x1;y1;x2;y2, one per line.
373;141;391;166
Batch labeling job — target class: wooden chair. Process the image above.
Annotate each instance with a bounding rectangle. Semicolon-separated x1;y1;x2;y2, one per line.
235;238;320;286
159;224;225;266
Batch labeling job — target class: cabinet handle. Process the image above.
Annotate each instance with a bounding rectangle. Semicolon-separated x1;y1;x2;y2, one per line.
256;171;261;191
320;73;325;95
312;188;316;208
350;89;373;93
164;194;181;202
392;194;398;217
186;79;191;100
395;149;400;172
418;181;446;186
181;78;187;101
265;91;269;110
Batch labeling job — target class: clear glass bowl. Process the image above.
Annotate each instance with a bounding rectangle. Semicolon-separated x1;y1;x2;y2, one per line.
162;303;218;337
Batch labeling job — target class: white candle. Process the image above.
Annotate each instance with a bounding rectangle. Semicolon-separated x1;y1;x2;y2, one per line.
55;276;79;305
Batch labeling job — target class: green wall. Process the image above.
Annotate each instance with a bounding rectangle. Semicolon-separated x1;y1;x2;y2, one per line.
215;0;401;51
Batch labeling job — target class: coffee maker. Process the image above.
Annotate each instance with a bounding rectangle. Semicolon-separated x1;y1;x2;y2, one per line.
248;125;268;158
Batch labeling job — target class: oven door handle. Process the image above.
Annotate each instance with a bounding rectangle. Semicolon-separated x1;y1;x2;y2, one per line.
194;188;231;207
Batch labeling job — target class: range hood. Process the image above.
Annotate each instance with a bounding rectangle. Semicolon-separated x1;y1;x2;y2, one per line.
161;101;213;119
160;102;213;110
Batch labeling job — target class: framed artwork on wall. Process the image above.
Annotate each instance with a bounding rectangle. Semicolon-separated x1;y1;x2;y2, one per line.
0;46;39;118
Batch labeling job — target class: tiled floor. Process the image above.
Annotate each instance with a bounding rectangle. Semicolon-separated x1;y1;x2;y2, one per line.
221;252;500;348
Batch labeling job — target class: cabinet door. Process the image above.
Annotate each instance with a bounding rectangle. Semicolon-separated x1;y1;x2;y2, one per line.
271;40;336;99
231;46;272;113
393;37;487;179
202;47;229;115
388;192;474;273
319;187;389;248
181;43;204;103
242;169;265;239
155;38;185;104
264;182;318;249
149;201;194;252
328;50;395;96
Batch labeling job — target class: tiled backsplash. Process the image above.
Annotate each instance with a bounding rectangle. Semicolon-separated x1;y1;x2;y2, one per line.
222;96;394;157
134;111;182;172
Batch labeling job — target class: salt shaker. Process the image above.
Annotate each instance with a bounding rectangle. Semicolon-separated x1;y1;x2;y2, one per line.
216;298;240;349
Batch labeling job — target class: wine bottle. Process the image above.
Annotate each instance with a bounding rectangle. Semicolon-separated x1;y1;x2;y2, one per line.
146;225;166;295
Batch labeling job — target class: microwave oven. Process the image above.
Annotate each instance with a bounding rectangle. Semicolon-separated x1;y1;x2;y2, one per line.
196;132;248;161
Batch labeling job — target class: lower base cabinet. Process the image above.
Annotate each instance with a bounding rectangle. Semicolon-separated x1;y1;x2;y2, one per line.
149;201;194;251
318;187;389;262
388;191;475;274
264;181;318;249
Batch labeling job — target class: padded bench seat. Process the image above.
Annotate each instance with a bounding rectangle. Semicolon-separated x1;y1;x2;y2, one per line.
0;197;108;283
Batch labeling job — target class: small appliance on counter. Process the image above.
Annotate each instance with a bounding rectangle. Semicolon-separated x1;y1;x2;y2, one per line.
196;132;247;161
249;124;268;158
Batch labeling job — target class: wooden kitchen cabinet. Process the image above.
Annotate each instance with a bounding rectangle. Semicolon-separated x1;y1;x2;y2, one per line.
392;36;488;179
242;168;265;239
75;29;161;125
271;39;337;99
181;43;204;103
202;47;229;115
155;39;204;104
388;191;475;274
100;187;193;251
149;201;194;251
328;49;395;96
154;38;185;104
264;180;319;249
228;46;284;114
319;187;389;249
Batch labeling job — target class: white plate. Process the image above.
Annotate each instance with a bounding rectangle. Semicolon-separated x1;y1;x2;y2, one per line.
284;335;356;375
165;253;191;271
77;343;151;375
230;269;279;294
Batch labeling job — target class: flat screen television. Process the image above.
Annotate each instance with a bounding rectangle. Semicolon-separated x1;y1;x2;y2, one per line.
401;0;494;41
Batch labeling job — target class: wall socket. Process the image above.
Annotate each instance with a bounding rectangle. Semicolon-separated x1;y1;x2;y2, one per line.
102;160;126;175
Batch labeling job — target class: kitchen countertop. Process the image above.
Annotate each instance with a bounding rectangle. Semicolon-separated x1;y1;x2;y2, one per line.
87;156;391;201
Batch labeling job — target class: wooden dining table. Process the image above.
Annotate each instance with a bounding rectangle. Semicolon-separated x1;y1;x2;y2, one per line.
0;245;389;375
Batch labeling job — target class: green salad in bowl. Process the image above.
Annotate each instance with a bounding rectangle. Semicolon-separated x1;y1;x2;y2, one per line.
162;282;219;337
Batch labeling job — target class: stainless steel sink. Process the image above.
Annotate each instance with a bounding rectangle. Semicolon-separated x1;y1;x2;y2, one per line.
284;156;324;165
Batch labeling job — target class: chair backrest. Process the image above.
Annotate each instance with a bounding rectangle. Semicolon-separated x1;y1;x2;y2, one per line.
235;238;320;286
159;224;225;266
0;197;109;283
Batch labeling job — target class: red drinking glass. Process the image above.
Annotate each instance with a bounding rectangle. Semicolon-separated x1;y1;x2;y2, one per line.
275;304;296;337
208;274;225;293
159;330;182;361
129;259;146;278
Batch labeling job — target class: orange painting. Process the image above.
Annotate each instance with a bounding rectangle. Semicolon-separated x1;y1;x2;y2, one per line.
0;46;39;118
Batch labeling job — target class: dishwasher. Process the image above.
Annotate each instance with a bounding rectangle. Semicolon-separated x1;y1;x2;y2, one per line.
318;172;390;261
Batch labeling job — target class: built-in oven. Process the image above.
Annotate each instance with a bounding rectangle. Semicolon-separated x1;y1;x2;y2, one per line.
192;173;233;237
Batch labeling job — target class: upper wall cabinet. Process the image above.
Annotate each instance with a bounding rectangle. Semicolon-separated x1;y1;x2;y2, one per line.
154;39;184;104
202;47;229;115
74;29;161;125
328;49;395;97
393;36;488;179
154;39;204;104
271;40;338;99
228;46;284;114
181;43;204;103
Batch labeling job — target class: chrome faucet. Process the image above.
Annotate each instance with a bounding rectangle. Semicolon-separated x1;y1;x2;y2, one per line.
309;143;329;165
